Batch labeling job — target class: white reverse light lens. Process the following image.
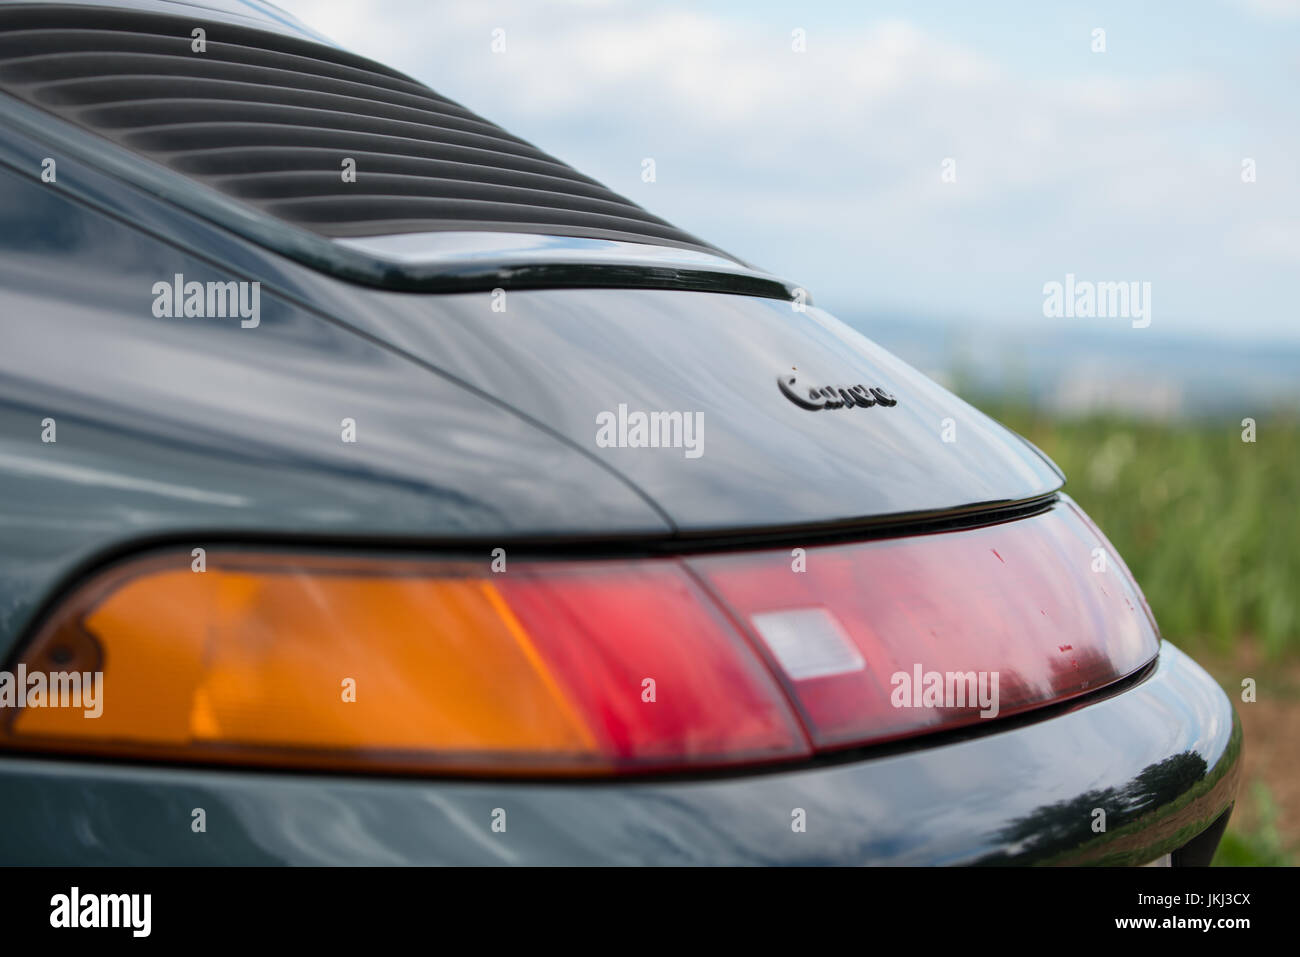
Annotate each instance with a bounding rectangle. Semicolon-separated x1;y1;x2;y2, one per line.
750;608;866;680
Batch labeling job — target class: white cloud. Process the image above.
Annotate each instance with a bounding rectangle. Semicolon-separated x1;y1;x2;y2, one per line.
1236;0;1300;19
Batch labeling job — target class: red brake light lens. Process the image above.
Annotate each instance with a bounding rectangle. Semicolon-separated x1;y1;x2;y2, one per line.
689;502;1160;749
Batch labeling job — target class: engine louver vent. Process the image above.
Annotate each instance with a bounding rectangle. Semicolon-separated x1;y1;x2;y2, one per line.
0;5;719;252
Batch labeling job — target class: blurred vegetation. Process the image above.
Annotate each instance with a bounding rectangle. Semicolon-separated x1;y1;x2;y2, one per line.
1213;782;1293;866
969;397;1299;660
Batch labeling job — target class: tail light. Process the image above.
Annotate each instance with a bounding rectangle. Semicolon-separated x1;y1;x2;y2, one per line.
689;500;1158;749
1;501;1158;775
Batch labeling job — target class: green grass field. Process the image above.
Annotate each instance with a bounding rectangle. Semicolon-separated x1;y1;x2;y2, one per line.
966;399;1298;865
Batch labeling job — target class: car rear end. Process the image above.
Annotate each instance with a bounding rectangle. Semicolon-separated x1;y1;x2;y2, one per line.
0;0;1238;865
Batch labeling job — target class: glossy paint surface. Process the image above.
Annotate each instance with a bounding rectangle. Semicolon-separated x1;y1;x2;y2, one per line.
0;3;1233;867
330;286;1063;531
0;643;1240;865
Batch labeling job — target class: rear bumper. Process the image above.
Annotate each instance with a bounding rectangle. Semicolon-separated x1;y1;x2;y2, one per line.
0;641;1238;865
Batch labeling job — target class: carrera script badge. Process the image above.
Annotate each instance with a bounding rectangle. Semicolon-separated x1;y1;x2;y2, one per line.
777;372;898;411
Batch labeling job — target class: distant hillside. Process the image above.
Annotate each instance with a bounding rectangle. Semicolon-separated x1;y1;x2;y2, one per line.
845;315;1300;420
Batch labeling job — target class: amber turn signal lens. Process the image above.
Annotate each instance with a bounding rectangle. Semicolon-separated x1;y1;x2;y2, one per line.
2;552;810;775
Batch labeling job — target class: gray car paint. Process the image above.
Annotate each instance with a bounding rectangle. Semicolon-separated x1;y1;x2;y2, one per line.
0;0;1238;866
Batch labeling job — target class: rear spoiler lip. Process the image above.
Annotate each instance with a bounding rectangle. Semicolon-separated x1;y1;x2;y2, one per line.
0;91;804;300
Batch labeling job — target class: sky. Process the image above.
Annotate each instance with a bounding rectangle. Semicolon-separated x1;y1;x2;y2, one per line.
274;0;1300;344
